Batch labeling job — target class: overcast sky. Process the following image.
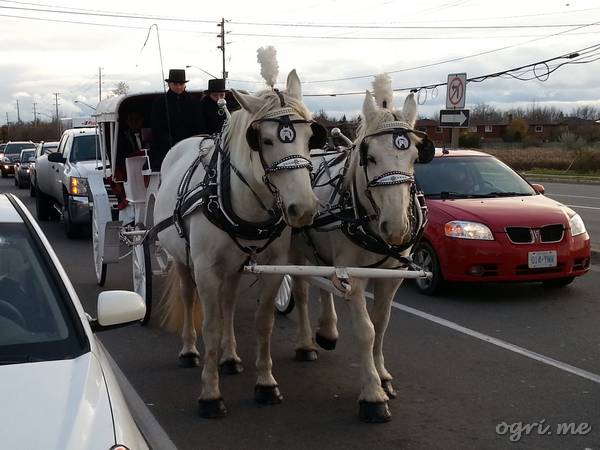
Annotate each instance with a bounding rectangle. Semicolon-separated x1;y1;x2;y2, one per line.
0;0;599;122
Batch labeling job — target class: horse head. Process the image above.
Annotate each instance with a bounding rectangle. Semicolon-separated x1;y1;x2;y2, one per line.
229;70;322;228
353;91;434;246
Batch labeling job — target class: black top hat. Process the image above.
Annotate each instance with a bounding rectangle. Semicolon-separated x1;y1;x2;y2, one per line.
165;69;188;83
205;78;227;93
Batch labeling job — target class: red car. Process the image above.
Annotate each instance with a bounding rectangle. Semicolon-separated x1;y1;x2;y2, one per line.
412;149;591;295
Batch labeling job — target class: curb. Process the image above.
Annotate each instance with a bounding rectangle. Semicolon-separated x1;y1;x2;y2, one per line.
522;173;600;185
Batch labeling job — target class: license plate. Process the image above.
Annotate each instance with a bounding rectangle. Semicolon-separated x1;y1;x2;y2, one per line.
528;251;557;268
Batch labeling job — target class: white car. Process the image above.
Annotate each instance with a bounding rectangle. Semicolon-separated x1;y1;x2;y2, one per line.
0;193;149;450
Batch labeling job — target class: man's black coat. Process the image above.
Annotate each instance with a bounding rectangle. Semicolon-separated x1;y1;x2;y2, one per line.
198;95;227;135
151;89;201;170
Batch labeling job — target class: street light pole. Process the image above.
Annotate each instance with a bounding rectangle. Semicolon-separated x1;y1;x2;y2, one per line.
74;100;97;112
185;65;219;80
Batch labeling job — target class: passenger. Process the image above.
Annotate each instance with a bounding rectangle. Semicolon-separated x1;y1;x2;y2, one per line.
198;78;228;135
150;68;202;170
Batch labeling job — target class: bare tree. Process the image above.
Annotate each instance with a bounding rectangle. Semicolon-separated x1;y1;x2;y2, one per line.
112;81;130;96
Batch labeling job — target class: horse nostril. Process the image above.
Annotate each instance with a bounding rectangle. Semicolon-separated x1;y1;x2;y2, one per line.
380;221;390;237
287;203;299;219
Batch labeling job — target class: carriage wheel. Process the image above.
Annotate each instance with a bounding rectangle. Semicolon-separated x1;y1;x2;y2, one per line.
91;205;107;286
132;224;152;325
274;274;295;315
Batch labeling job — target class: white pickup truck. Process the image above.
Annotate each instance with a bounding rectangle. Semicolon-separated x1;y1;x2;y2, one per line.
35;127;107;238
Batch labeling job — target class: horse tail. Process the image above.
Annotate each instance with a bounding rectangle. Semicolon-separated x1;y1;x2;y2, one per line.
159;264;203;334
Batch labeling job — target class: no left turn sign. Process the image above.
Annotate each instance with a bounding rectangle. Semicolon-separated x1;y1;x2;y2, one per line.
446;73;467;109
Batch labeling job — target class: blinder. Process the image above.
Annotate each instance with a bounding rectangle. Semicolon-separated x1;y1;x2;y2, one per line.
246;117;327;152
359;127;435;166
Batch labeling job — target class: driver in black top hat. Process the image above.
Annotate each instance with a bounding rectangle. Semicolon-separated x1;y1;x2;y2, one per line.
150;68;202;170
198;78;228;135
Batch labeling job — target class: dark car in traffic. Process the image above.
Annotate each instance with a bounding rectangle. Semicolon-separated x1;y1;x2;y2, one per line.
1;141;36;178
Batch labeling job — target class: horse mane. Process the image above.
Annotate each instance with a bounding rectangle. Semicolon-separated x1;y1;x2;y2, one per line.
221;90;312;182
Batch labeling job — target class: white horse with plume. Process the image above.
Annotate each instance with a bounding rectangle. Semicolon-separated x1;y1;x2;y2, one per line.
154;69;324;418
290;75;434;422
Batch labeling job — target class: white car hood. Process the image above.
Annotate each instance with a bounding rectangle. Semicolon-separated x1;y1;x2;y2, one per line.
0;352;115;450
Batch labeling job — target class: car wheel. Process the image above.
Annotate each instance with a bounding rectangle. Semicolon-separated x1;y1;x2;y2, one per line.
64;198;83;239
14;175;18;187
275;274;295;315
543;276;575;287
1;169;7;178
30;178;36;197
412;241;445;295
36;187;54;221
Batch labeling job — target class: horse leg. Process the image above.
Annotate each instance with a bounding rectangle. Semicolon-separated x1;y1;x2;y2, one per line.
175;262;202;368
315;289;339;351
196;271;227;418
293;276;319;361
219;274;244;374
345;280;391;423
372;278;402;400
254;273;285;405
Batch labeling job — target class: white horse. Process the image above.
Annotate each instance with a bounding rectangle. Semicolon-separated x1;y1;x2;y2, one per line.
155;70;324;418
290;91;434;422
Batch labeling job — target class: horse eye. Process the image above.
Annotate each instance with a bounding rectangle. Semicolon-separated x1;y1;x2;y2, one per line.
367;155;376;165
263;138;274;146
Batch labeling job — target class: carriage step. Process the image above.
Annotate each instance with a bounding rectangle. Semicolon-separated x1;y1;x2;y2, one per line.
102;220;122;263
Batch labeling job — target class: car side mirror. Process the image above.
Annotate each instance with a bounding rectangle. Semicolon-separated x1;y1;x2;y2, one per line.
14;159;20;163
531;183;545;195
47;152;66;163
90;290;146;332
28;157;35;163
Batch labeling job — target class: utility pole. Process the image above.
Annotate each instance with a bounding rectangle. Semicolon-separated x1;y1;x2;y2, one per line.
32;101;37;125
5;113;9;141
217;18;227;82
54;92;60;138
16;99;21;123
98;67;102;102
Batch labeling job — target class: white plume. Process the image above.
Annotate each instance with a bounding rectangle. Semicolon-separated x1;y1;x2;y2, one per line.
257;46;279;88
372;73;393;109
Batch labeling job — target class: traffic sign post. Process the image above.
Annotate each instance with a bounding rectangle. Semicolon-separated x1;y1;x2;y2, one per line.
440;109;470;128
445;73;467;148
446;73;467;109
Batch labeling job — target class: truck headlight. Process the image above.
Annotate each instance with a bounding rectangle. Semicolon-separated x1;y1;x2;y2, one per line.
70;177;89;196
445;221;494;240
569;213;587;237
2;157;10;163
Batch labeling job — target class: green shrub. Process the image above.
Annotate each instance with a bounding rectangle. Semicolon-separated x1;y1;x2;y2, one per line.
459;131;481;148
559;132;586;150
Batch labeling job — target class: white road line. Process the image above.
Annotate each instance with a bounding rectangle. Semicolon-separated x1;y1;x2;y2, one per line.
361;291;600;385
565;204;600;210
548;193;600;200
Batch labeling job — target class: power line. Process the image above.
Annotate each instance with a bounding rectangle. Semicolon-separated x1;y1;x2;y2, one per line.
300;44;600;98
0;3;597;30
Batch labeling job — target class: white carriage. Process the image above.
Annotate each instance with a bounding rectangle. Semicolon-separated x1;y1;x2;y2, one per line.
89;92;204;324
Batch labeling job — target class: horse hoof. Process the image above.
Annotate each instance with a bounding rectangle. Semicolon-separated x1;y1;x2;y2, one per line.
254;385;283;405
198;398;227;418
358;400;391;423
315;333;337;351
295;349;318;362
220;359;244;374
381;380;397;399
178;353;201;368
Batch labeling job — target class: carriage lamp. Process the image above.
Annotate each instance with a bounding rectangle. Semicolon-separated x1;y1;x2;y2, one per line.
569;213;587;237
444;221;494;240
69;177;89;196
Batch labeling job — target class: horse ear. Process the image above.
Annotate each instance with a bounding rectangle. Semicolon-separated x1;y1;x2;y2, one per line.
402;93;418;128
231;89;263;114
362;90;378;125
286;69;302;100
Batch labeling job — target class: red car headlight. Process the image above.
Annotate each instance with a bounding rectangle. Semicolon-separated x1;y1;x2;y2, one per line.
444;221;494;240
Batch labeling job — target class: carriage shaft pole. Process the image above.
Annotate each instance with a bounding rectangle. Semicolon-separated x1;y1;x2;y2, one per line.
243;264;431;279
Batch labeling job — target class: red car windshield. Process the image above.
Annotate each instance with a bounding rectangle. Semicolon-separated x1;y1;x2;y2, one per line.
415;155;536;198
